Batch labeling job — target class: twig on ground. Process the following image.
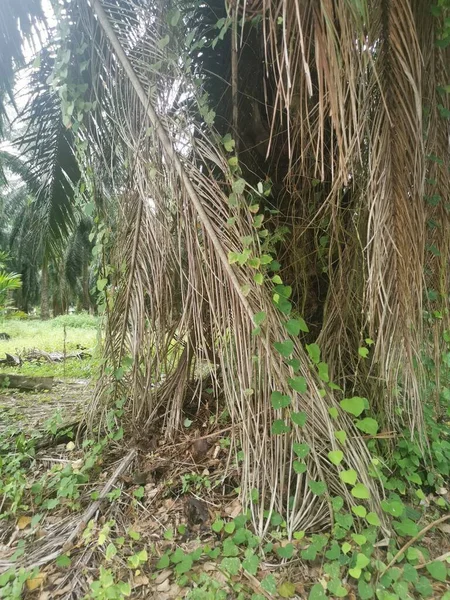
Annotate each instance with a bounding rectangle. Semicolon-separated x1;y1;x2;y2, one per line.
414;551;450;569
382;513;450;572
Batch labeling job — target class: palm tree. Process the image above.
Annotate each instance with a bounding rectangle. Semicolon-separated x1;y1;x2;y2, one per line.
2;0;450;533
0;251;22;315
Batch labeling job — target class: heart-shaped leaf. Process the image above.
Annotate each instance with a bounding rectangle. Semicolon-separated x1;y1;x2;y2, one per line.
351;483;370;499
355;418;379;435
276;543;294;559
366;512;381;526
288;376;307;393
293;461;307;474
291;411;307;426
272;420;290;435
285;318;309;336
335;430;347;444
308;481;327;496
340;396;366;416
271;391;291;409
426;561;447;582
340;469;358;485
293;442;310;458
253;311;266;325
274;340;294;357
352;505;367;518
318;362;329;382
328;450;344;465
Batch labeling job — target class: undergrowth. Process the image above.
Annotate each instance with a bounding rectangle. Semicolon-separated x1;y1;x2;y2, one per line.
0;392;448;599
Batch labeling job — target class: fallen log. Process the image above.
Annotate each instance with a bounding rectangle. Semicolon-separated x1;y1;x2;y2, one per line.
23;349;92;362
0;353;21;366
0;373;54;391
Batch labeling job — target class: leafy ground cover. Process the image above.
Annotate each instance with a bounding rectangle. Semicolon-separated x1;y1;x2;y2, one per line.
0;321;449;599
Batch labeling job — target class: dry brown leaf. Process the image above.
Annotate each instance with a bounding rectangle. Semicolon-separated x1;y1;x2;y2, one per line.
26;573;46;591
17;516;32;530
133;575;149;588
224;499;242;519
154;569;172;585
156;578;171;593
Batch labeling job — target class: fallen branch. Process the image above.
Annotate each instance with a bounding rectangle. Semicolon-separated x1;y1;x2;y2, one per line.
0;373;54;391
382;513;450;572
0;448;137;573
23;349;92;363
414;551;450;569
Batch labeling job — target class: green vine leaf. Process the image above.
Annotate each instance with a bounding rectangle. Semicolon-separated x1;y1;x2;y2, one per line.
220;557;241;575
355;418;379;435
288;376;307;393
426;561;448;582
274;340;294;357
293;461;307;474
308;583;327;599
335;430;347;445
351;483;370;499
366;512;381;526
261;575;278;595
285;318;309;335
306;343;320;364
276;543;294;559
222;133;235;152
272;420;290;435
339;469;358;485
328;450;344;465
340;397;366;417
291;412;307;427
352;505;367;518
293;442;310;458
232;178;246;194
287;358;301;372
253;311;266;325
308;481;327;496
242;552;260;576
271;391;291;409
318;362;329;382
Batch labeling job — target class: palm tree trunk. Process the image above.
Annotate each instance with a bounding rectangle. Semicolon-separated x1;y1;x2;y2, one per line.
40;259;50;320
82;258;90;311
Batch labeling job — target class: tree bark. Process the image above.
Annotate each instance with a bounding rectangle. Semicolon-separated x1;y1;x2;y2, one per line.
82;258;90;311
40;259;50;320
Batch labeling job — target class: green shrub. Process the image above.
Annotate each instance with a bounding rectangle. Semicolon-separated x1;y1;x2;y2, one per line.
51;313;99;329
5;310;28;320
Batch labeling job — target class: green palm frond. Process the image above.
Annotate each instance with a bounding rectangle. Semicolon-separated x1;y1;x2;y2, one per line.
15;46;80;259
0;0;45;130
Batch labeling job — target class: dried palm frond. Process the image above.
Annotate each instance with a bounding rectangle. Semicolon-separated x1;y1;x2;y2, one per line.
76;0;382;533
246;0;449;431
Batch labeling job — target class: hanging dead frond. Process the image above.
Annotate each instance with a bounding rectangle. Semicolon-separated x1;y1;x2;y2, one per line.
77;0;383;534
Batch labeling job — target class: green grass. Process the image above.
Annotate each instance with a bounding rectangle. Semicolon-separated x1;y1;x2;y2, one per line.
0;315;101;379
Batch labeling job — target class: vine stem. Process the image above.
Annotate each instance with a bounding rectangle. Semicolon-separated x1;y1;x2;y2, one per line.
382;513;450;572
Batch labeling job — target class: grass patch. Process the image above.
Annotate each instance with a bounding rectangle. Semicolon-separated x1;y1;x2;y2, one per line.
0;316;101;379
